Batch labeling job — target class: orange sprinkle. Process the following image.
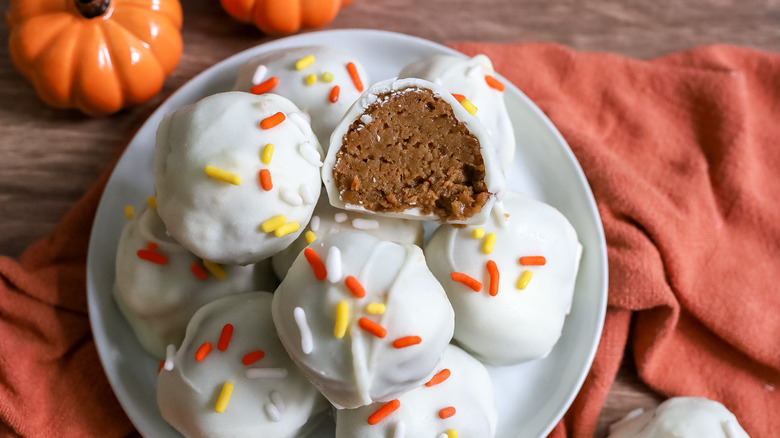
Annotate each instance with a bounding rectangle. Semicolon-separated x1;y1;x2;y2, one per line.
329;85;340;103
451;93;465;103
137;249;168;265
392;336;422;349
303;248;327;281
157;360;165;373
242;350;265;365
260;112;285;129
486;260;499;297
345;275;366;298
439;406;456;419
425;368;451;387
484;74;506;91
147;242;158;250
195;342;212;362
346;62;364;92
218;324;233;351
190;263;207;280
250;76;279;95
358;317;387;338
519;256;547;266
450;272;482;292
367;399;400;425
259;169;273;191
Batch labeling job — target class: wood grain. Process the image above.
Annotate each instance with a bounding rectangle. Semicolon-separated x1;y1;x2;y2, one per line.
1;0;776;436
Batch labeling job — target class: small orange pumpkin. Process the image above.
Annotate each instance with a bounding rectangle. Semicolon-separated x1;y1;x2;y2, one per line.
220;0;355;35
7;0;183;115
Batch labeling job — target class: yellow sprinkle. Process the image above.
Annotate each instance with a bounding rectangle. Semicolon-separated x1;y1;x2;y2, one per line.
322;72;334;82
483;233;497;254
305;74;317;86
203;260;227;280
305;231;317;244
205;165;241;185
214;382;234;413
146;196;157;210
260;215;287;233
261;143;274;164
446;429;458;438
334;301;349;339
124;205;134;219
460;98;478;115
516;270;533;290
274;222;300;238
295;55;315;70
472;228;484;239
366;302;386;315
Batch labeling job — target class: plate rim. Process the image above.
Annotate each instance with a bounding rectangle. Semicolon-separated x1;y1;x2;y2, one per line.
87;28;608;438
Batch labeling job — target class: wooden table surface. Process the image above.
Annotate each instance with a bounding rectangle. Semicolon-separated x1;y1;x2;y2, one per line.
2;0;776;436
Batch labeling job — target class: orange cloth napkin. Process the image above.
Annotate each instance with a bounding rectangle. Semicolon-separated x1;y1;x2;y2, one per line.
1;43;779;437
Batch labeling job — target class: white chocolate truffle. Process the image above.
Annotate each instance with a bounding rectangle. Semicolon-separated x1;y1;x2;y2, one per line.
607;397;750;438
154;91;323;265
114;206;269;359
234;46;370;147
400;54;516;172
425;190;582;365
157;292;329;438
272;232;455;409
335;345;497;438
322;77;506;224
271;191;425;279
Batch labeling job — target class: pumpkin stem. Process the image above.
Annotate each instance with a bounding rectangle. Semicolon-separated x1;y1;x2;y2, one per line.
75;0;110;18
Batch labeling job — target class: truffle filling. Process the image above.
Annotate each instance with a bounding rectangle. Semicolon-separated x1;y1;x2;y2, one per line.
332;88;489;221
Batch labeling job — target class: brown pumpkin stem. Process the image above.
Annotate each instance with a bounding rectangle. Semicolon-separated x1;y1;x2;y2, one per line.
75;0;110;19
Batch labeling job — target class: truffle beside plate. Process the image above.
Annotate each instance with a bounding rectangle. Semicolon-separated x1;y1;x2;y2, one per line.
87;29;608;438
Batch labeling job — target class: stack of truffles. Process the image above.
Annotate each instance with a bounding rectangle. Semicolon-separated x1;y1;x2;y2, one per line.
114;46;585;437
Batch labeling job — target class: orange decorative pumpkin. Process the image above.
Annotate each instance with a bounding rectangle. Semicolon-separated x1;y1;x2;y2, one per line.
7;0;183;115
221;0;355;35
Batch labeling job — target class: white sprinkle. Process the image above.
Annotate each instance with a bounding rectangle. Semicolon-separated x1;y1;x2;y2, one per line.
352;218;379;230
299;142;323;167
765;384;775;391
281;188;303;206
293;307;313;354
270;390;286;413
326;246;343;283
310;216;320;232
265;403;281;422
334;212;348;223
360;114;373;124
377;134;381;142
492;201;508;227
252;64;268;85
246;368;289;379
163;344;175;371
289;111;310;126
438;434;447;438
393;421;405;438
300;184;316;205
723;419;740;438
467;64;482;77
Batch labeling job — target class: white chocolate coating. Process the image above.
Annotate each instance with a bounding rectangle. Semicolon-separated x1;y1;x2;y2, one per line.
335;345;497;438
322;77;506;224
271;191;425;279
154;91;323;265
607;397;750;438
425;190;582;365
114;206;270;359
272;232;455;409
400;54;516;172
234;46;370;147
157;292;329;438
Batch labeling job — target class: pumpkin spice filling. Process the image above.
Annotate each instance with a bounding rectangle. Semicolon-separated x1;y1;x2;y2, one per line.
332;88;490;222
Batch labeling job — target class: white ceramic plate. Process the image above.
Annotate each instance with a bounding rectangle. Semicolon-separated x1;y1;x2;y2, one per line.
87;29;607;438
